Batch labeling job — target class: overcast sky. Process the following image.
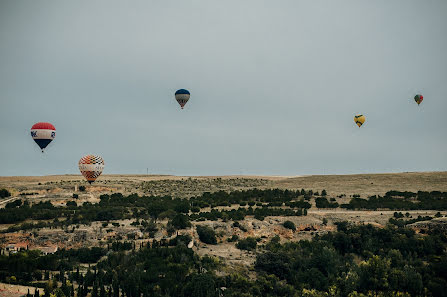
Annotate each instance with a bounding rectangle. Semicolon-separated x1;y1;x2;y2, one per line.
0;0;446;176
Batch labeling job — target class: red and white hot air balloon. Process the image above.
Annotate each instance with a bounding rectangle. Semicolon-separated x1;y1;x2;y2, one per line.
78;155;105;184
30;122;56;152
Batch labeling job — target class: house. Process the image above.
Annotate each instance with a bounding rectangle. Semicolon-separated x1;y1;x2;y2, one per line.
4;242;29;253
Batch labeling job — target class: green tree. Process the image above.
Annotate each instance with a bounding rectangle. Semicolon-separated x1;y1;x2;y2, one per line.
358;256;391;292
283;220;296;231
236;237;257;251
0;188;11;198
170;213;191;230
196;225;217;244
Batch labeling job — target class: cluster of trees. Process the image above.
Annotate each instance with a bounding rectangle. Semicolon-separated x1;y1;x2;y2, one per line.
341;191;447;210
255;223;447;296
189;189;305;207
190;207;307;222
0;247;106;284
315;197;339;208
1;222;447;296
388;212;435;227
1;189;312;229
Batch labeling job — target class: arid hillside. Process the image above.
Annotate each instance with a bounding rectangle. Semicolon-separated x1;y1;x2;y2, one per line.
272;171;447;197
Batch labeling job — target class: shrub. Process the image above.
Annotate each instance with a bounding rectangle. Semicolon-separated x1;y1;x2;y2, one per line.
79;186;86;192
283;220;296;231
236;237;257;251
0;189;11;198
197;225;217;244
66;201;77;207
72;193;79;199
227;235;239;242
254;213;265;221
322;190;327;196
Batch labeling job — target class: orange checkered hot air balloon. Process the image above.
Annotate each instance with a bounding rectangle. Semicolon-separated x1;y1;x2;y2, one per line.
78;155;105;184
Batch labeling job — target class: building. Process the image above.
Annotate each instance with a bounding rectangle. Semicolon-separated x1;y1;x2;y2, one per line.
4;242;29;253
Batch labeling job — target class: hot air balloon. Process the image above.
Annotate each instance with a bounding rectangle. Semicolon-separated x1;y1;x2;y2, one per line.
354;114;365;127
175;89;190;109
78;155;105;184
414;94;423;105
31;122;56;152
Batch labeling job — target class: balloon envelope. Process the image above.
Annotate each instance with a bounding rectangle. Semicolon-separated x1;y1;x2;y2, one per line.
79;155;105;184
354;115;365;127
31;122;56;152
175;89;190;109
414;94;423;105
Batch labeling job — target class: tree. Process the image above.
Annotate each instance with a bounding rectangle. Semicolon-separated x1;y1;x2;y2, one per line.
358;256;391;292
196;225;217;244
170;213;191;230
321;190;327;196
283;221;296;231
92;281;98;297
236;237;257;251
183;273;215;297
0;188;11;198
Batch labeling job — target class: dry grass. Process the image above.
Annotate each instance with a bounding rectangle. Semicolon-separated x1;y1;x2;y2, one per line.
272;172;447;197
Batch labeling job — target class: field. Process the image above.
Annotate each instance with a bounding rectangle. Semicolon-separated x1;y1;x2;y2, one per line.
1;171;447;296
1;172;446;258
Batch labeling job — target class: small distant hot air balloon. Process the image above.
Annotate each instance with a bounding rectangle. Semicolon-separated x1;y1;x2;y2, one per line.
354;114;365;127
78;155;105;184
175;89;190;109
31;122;56;152
414;94;423;106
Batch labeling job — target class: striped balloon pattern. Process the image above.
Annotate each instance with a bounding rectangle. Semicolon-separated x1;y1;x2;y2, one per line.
414;94;423;105
175;89;190;109
354;114;366;127
78;155;105;184
31;122;56;152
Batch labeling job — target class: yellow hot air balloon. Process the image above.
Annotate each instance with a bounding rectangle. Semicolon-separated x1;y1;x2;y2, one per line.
354;114;365;127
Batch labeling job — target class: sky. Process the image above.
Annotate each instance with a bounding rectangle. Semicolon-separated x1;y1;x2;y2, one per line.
0;0;446;176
